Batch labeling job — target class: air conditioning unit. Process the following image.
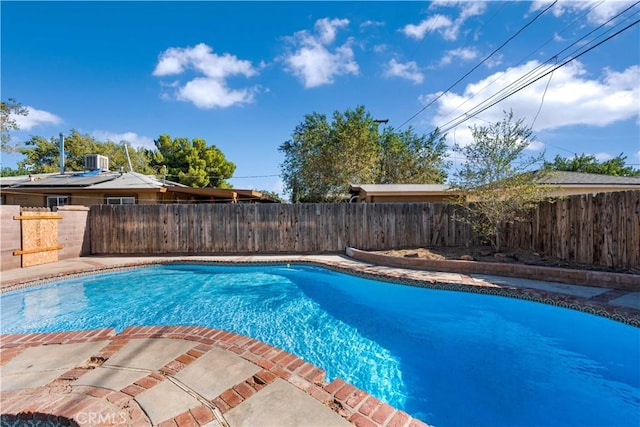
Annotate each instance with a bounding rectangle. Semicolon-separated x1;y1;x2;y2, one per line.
84;154;109;171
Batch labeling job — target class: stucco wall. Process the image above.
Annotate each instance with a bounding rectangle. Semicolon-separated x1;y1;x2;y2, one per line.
366;195;456;203
0;205;91;271
3;191;163;207
0;206;22;271
3;194;43;207
57;205;91;260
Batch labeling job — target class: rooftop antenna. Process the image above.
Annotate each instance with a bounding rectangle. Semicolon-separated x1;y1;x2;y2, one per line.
122;141;134;172
59;133;65;174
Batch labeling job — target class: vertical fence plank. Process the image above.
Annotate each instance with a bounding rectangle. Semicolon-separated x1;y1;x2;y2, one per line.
87;191;639;269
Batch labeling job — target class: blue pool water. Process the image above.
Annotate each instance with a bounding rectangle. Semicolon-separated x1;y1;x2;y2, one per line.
1;264;638;426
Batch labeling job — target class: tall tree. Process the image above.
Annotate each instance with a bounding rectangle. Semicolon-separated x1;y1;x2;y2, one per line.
149;135;236;188
279;112;330;202
544;153;640;177
279;105;450;202
18;130;154;174
451;110;551;252
377;127;449;184
1;98;29;152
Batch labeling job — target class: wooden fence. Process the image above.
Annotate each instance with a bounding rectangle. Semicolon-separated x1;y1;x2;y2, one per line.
506;190;639;269
89;190;639;269
90;203;477;254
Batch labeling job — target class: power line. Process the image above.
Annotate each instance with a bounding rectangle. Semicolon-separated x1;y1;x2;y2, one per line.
436;15;640;135
527;54;554;131
435;2;640;133
397;0;558;130
432;0;607;131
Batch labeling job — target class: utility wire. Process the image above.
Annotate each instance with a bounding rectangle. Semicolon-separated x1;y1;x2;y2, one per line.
436;3;640;133
397;0;558;130
530;62;554;130
433;0;607;130
437;15;640;134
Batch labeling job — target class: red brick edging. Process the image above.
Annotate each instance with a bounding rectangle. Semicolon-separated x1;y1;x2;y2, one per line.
1;326;430;427
346;247;639;290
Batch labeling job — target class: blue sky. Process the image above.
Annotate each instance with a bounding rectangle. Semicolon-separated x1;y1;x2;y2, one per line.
2;1;639;196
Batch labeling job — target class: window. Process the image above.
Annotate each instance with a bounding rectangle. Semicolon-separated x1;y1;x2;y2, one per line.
47;195;69;210
106;196;136;205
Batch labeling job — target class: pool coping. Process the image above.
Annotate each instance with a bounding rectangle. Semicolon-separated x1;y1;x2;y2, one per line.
1;326;425;427
346;247;639;290
1;254;639;327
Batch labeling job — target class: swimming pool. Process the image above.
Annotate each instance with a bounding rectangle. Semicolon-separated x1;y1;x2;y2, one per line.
2;263;638;426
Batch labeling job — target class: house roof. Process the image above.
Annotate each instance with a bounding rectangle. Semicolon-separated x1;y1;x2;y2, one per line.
2;171;167;189
537;171;640;186
1;171;277;202
349;184;452;195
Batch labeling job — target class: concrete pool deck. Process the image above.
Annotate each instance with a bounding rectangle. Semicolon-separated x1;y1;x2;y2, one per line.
1;254;639;426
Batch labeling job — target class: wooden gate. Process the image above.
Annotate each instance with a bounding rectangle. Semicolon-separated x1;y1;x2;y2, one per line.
13;208;63;267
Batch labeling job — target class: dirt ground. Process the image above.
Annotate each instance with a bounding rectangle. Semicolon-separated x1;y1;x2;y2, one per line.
377;246;639;275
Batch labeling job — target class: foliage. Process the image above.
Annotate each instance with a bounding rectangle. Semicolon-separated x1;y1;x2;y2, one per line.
0;166;30;177
377;127;449;184
18;130;155;174
451;110;551;252
279;105;450;202
544;153;640;177
256;190;285;202
149;135;236;188
1;98;29;152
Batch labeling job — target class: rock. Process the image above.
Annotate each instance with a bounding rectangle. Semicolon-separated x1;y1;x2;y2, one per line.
404;252;419;258
460;254;474;261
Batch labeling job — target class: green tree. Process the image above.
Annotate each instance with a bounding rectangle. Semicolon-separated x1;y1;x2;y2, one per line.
0;166;30;177
279;105;450;202
279;112;333;202
279;107;379;202
18;130;154;174
1;98;28;152
544;153;640;176
378;127;449;184
149;135;236;188
451;110;551;252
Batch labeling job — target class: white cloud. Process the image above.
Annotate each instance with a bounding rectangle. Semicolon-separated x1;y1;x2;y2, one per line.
315;17;349;44
373;44;388;54
594;152;613;161
153;43;260;109
13;107;62;130
179;78;257;109
438;47;478;66
401;15;452;40
530;0;638;25
282;18;359;88
525;139;546;152
483;53;504;69
360;20;385;30
402;2;487;41
426;61;640;148
384;59;424;84
91;131;155;150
